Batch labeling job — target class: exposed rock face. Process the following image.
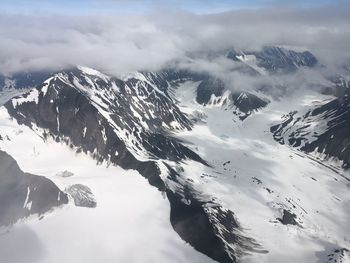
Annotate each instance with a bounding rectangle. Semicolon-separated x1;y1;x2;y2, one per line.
0;150;68;226
271;89;350;168
5;68;205;189
1;46;349;263
254;46;318;73
3;67;254;263
57;170;74;178
277;209;299;226
227;46;318;74
196;78;226;105
167;190;237;263
66;184;97;208
196;77;268;120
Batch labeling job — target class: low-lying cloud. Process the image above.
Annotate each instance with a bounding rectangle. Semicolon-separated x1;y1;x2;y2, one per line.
0;5;350;76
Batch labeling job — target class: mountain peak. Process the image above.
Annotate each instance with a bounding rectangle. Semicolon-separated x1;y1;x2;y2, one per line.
76;65;111;82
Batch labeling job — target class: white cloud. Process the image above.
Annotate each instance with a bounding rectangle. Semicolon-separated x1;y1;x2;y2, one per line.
0;6;349;76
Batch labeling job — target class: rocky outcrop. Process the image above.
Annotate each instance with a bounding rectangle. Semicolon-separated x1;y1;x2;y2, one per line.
0;150;68;226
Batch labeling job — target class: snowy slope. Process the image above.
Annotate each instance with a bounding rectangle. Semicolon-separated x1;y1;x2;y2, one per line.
271;88;350;168
1;68;250;263
0;59;350;263
169;81;350;263
0;107;214;263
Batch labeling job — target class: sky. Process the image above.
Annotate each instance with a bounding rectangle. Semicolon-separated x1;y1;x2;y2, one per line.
0;0;344;15
0;0;349;76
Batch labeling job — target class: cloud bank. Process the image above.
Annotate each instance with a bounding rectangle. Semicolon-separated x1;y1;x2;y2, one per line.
0;5;349;76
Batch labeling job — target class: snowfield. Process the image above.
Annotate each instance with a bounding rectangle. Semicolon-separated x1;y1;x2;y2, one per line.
0;107;213;263
168;81;350;263
1;72;350;263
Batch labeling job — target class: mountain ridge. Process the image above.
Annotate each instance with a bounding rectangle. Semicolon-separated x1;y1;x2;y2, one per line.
1;46;350;263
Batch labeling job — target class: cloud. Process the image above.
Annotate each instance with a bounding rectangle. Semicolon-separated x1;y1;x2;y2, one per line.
0;5;349;76
174;54;334;98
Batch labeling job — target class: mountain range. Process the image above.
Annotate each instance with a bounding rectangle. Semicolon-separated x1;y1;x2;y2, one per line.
0;46;349;263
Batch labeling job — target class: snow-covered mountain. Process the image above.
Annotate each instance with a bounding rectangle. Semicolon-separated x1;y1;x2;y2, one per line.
227;46;318;74
0;47;349;263
270;73;350;169
196;77;269;120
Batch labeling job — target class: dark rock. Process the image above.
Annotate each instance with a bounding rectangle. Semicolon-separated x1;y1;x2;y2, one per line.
271;90;350;168
196;78;225;105
277;209;298;226
0;150;68;226
167;190;236;263
66;184;97;208
196;77;268;119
